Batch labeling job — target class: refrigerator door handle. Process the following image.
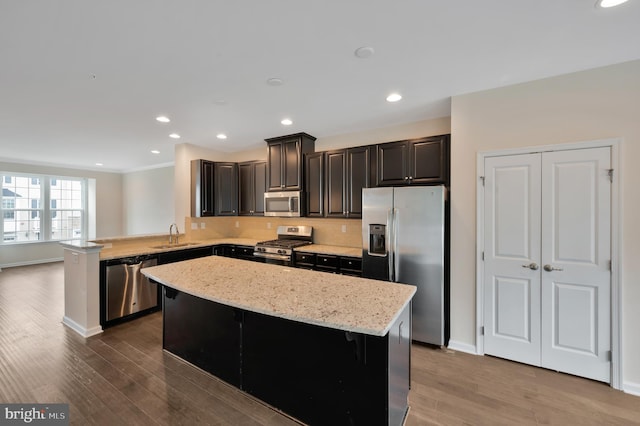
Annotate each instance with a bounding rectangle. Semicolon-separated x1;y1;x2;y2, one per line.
392;208;399;282
387;208;394;282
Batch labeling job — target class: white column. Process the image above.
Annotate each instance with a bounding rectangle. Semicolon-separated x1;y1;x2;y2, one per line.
60;241;104;337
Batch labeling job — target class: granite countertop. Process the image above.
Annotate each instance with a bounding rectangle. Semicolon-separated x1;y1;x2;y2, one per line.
96;237;261;260
142;256;415;337
94;234;361;261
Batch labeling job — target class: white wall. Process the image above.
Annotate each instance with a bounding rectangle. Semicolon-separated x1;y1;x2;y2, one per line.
0;161;123;267
123;166;175;235
450;59;640;390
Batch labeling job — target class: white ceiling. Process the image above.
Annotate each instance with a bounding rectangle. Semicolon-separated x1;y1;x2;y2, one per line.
2;1;639;173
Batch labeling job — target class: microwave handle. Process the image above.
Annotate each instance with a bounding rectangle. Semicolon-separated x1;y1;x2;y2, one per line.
289;196;294;212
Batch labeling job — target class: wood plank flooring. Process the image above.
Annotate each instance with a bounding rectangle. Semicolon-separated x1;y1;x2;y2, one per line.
1;262;639;425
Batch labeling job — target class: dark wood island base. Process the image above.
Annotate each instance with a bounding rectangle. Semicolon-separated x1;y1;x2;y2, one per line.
162;286;412;425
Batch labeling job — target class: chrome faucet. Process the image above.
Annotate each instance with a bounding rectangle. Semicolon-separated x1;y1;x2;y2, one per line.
169;223;179;244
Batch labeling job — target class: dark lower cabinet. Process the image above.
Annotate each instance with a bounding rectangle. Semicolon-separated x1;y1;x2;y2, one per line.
161;288;411;425
157;246;213;264
163;288;242;387
242;311;388;425
294;251;362;276
214;244;264;262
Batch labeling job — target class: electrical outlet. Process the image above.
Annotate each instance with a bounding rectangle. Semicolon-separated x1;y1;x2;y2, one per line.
72;253;79;264
267;222;272;229
235;221;240;228
200;222;206;229
341;224;347;233
191;222;198;230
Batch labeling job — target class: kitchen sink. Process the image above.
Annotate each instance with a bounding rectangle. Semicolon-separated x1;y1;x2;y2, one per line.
150;242;200;249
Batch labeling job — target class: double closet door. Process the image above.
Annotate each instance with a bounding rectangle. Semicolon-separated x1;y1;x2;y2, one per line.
483;147;611;382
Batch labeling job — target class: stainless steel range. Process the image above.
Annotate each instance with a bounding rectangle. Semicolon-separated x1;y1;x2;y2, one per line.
254;225;313;265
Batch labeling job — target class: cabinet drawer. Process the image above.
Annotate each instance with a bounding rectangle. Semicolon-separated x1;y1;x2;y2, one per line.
316;254;338;271
339;257;362;273
237;246;254;256
295;252;316;267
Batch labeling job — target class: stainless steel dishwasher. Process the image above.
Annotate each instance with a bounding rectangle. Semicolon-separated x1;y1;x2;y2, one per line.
105;255;158;321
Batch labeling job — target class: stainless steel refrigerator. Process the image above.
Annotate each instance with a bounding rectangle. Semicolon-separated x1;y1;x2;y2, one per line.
362;185;448;346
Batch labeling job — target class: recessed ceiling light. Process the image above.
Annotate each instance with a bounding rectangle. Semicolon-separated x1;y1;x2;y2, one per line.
354;46;375;59
281;118;293;126
151;150;160;154
596;0;629;7
386;93;402;102
156;116;170;123
267;78;284;86
169;133;181;139
95;163;103;166
216;133;227;140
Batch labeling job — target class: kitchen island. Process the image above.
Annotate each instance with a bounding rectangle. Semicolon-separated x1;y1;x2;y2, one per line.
142;255;415;426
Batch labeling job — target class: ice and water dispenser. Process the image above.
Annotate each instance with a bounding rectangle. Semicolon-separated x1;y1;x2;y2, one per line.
368;224;387;256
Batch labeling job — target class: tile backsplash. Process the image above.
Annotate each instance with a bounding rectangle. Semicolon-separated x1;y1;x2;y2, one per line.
185;216;361;247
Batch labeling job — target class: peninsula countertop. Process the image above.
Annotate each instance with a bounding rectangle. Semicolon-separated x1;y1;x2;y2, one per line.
142;255;415;336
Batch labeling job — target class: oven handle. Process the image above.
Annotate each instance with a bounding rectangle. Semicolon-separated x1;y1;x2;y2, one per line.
253;252;292;261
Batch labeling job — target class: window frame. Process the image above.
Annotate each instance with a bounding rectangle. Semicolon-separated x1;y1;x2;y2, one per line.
1;173;88;244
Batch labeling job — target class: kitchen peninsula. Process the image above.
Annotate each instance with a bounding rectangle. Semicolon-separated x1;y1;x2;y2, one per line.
142;255;415;426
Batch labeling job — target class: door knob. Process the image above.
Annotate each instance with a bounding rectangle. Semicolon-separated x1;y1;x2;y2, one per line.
521;263;539;270
543;264;564;272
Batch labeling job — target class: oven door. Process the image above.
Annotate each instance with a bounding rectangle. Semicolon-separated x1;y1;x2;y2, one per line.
253;252;292;266
264;191;302;217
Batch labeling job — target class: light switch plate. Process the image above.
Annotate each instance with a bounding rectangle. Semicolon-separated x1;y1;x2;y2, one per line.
235;221;240;228
341;224;347;233
200;222;206;229
191;223;198;230
267;222;272;229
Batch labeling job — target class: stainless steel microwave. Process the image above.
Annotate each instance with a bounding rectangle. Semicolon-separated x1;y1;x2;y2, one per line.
264;191;303;217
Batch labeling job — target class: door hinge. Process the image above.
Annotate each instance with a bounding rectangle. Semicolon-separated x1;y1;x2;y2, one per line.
480;326;485;336
608;169;614;182
606;350;612;362
480;176;485;186
481;251;485;261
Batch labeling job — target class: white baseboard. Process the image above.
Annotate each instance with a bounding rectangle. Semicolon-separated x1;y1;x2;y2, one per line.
623;381;640;397
447;340;478;355
0;257;63;269
62;316;103;338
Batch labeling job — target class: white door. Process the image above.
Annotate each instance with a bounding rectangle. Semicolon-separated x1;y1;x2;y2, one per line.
484;147;611;382
484;153;542;366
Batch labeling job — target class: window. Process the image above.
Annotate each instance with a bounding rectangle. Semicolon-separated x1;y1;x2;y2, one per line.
2;199;15;219
1;173;86;243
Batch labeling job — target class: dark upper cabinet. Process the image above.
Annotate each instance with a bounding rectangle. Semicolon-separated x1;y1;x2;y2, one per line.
325;150;346;217
214;162;239;216
239;161;267;216
325;146;370;218
345;146;370;218
266;133;316;191
305;152;324;217
376;135;450;186
191;159;216;217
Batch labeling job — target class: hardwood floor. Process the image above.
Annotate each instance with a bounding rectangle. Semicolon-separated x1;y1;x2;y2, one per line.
1;262;639;425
